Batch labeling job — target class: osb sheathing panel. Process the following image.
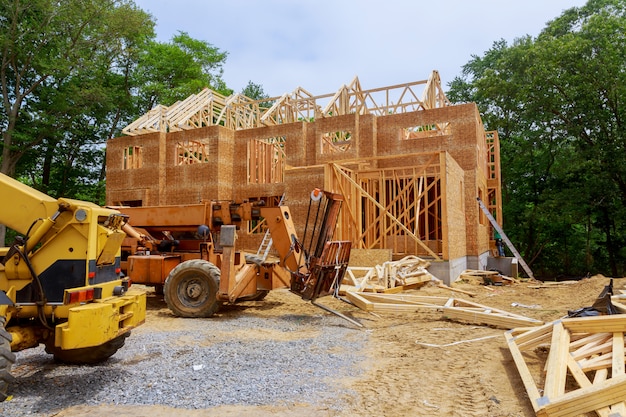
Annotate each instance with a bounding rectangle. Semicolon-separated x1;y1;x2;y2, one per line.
230;123;306;202
284;166;327;239
443;152;467;259
162;126;229;205
105;132;160;206
313;113;377;165
377;104;482;171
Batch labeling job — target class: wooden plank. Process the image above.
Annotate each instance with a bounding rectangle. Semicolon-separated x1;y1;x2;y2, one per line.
442;306;541;329
609;332;626;416
355;293;449;306
451;298;544;323
578;351;613;372
568;332;611;351
562;314;626;333
344;291;374;312
612;332;625;378
570;337;613;361
543;321;569;400
536;374;626;417
510;322;555;349
504;331;542;413
564;355;611;417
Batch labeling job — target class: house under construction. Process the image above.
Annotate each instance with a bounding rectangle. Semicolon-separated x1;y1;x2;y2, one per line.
105;71;504;284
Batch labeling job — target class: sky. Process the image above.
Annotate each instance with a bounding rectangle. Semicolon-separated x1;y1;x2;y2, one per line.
132;0;588;99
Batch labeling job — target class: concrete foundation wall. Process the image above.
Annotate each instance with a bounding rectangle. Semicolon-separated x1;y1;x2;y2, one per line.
429;256;469;285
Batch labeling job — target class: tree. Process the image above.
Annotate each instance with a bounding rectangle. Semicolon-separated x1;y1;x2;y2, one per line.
134;32;230;111
0;0;154;178
448;0;626;277
0;0;154;246
241;80;274;109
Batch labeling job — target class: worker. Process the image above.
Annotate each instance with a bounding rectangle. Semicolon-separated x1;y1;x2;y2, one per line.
494;230;505;257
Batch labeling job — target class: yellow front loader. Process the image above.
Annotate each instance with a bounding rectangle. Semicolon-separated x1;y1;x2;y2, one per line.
0;173;146;401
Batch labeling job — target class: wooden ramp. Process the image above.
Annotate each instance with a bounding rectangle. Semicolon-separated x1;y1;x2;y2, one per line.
505;315;626;417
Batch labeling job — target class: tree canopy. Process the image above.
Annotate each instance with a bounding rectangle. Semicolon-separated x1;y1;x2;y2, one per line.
448;0;626;277
0;0;232;202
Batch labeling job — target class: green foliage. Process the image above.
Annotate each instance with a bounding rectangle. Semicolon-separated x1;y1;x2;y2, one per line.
0;1;235;206
241;80;274;109
448;0;626;277
135;31;230;111
0;0;154;201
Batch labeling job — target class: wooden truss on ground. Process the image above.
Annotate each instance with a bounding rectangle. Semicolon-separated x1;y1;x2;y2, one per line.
345;292;543;329
122;70;450;136
506;315;626;417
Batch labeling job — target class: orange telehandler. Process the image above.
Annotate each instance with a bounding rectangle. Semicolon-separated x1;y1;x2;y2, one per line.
115;189;356;323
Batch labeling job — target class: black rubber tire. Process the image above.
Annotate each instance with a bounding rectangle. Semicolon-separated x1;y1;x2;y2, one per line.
0;317;16;402
164;259;221;317
45;332;130;364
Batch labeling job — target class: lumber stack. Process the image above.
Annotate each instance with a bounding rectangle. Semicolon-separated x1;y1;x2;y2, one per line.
341;255;433;293
506;315;626;417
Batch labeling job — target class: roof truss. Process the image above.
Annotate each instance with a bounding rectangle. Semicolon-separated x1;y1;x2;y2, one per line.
123;71;451;136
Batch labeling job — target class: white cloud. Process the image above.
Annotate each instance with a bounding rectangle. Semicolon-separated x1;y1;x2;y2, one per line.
134;0;587;97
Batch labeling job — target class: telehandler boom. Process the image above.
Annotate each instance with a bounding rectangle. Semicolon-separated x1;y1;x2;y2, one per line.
0;173;146;401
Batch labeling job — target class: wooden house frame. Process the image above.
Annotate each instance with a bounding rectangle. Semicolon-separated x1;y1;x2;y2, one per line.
106;71;502;284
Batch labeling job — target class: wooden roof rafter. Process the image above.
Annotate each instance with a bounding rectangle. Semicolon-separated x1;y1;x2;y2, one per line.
321;70;451;118
260;86;325;126
214;93;266;130
122;104;168;135
168;88;227;130
122;88;230;136
122;71;452;136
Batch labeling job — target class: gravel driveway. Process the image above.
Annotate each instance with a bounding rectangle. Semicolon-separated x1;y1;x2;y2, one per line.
0;290;367;417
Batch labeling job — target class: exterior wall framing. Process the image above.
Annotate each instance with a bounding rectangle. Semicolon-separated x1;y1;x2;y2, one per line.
106;73;501;282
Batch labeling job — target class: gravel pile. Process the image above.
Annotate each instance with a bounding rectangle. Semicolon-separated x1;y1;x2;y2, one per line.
0;311;367;416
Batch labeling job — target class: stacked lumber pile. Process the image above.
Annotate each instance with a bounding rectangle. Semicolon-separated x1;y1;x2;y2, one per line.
506;315;626;417
341;255;433;294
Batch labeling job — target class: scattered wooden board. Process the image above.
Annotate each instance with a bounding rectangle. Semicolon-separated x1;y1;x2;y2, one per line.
345;292;542;329
441;298;543;329
344;291;448;313
506;315;626;417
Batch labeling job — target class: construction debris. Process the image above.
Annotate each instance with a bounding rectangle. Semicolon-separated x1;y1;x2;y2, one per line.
457;269;518;286
344;292;543;329
506;315;626;417
341;255;433;293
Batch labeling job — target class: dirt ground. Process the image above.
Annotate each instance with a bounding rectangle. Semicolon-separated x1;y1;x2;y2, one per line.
54;274;620;417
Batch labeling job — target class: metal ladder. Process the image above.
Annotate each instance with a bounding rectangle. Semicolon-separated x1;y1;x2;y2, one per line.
256;194;285;261
477;197;534;279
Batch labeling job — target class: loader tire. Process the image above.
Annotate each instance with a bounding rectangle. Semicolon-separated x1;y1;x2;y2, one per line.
45;332;130;364
164;259;221;317
0;317;16;402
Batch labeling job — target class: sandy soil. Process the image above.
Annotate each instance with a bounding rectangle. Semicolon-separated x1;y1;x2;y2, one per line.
54;274;620;417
